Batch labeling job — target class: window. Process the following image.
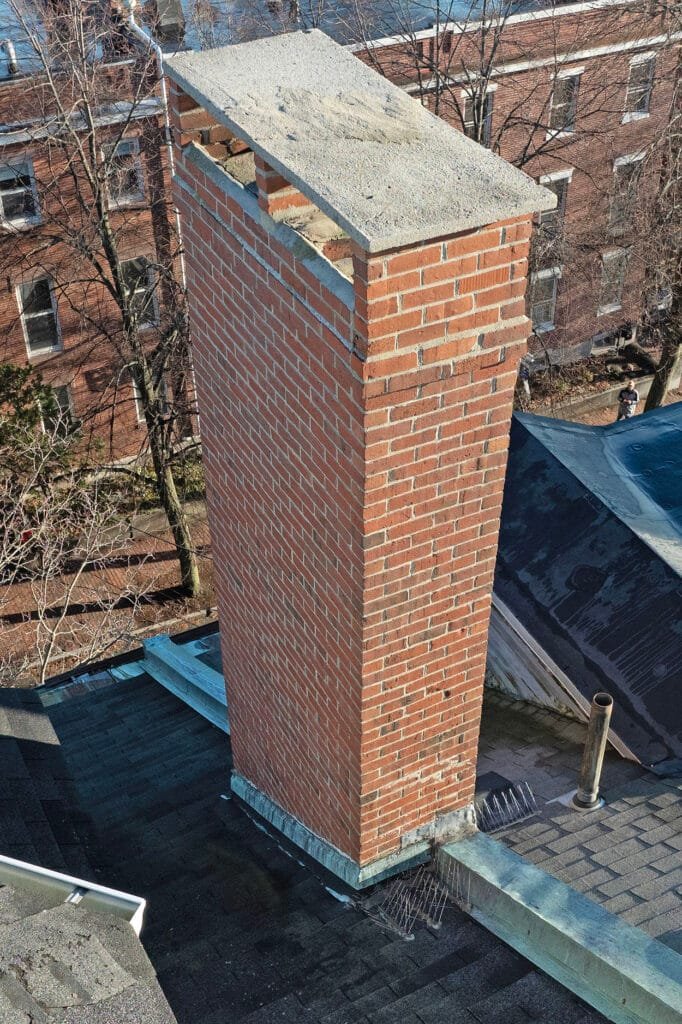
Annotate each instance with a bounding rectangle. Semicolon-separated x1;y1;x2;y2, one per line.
549;73;581;133
624;56;655;119
104;138;144;205
609;155;643;235
538;171;572;241
530;268;561;332
18;277;61;355
42;384;73;436
121;257;157;327
646;285;672;323
462;92;494;147
0;160;39;225
599;250;629;314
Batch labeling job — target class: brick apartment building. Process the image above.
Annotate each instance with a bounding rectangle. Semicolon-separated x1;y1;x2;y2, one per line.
353;0;680;365
0;3;183;460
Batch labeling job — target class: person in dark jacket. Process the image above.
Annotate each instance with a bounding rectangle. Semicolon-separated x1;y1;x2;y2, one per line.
616;380;640;420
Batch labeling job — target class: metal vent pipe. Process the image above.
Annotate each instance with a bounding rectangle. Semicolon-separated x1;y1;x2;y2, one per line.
573;692;613;809
1;40;18;76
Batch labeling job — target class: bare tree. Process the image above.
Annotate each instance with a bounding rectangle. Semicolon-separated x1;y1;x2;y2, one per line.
0;380;153;685
2;0;201;594
353;0;633;162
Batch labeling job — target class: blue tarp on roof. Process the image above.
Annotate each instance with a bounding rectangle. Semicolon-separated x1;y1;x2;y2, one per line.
495;407;682;765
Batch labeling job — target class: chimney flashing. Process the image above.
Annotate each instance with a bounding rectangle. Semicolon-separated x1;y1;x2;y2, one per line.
165;30;556;254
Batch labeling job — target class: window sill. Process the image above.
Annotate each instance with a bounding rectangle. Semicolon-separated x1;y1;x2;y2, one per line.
110;195;146;209
622;111;649;124
1;216;42;231
532;323;556;334
597;304;622;317
545;129;575;142
27;346;63;361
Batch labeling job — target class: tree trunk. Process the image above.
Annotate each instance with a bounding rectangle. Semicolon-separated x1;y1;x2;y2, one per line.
644;332;682;410
147;420;201;596
644;283;681;411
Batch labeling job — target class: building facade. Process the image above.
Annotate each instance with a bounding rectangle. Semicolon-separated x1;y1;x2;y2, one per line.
0;10;182;460
0;1;677;461
356;0;679;365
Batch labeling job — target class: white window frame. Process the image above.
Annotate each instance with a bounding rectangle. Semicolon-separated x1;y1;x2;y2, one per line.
0;157;40;228
598;249;630;315
16;276;62;358
547;68;584;139
132;370;146;423
622;52;656;123
121;256;158;329
131;365;169;423
103;136;145;207
537;167;573;231
460;85;497;147
530;267;562;333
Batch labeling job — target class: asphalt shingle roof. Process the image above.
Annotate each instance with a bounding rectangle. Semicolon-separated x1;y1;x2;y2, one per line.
41;670;608;1024
0;687;175;1024
0;688;93;876
496;410;682;765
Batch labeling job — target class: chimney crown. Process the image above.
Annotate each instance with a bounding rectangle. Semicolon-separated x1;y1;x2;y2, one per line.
165;30;555;253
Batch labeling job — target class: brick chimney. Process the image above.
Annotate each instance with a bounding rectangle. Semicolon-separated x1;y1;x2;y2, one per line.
166;31;554;887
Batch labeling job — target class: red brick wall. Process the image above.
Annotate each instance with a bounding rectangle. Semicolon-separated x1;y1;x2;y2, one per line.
353;221;531;864
170;76;534;864
2;3;676;464
172;125;366;859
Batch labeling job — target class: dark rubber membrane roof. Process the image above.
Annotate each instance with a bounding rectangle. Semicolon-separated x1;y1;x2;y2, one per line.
495;408;682;765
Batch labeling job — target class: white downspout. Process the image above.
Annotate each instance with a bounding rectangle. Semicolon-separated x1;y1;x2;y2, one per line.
124;1;186;289
124;2;200;440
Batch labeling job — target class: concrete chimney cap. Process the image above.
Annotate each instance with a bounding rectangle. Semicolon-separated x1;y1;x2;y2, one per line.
166;29;556;253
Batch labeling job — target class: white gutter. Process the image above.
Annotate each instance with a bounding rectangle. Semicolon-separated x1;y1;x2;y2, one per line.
124;1;186;290
0;854;146;934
